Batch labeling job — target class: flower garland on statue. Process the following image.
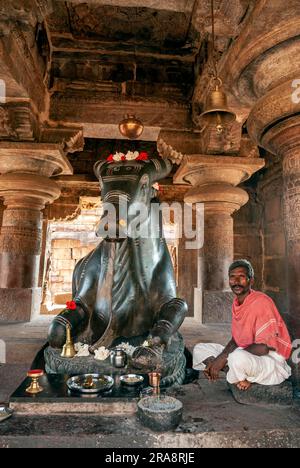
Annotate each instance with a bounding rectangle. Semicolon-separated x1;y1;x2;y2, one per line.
106;151;149;163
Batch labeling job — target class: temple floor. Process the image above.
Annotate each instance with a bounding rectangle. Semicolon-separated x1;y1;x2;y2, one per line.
1;318;300;448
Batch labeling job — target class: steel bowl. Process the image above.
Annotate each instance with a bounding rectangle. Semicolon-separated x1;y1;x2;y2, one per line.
67;374;114;394
120;374;144;386
0;406;13;423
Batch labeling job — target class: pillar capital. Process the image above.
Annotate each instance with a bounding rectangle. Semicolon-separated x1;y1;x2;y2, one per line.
224;1;300;106
0;173;61;210
247;81;300;156
184;185;249;216
0;141;73;177
174;154;264;213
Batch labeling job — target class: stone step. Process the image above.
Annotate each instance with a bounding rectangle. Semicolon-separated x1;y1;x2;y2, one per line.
1;414;300;448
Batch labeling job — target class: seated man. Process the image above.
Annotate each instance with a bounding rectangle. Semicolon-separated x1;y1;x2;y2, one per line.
193;259;292;391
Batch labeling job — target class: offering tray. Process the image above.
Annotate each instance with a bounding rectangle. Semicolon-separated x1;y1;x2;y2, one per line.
67;374;114;394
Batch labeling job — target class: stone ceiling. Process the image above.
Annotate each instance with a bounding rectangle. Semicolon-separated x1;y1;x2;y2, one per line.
47;0;201;138
0;0;254;143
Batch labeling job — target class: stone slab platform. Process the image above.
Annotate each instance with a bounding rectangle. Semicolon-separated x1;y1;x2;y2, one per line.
9;373;149;415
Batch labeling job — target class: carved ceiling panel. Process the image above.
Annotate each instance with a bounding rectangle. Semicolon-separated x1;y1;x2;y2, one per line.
48;2;198;49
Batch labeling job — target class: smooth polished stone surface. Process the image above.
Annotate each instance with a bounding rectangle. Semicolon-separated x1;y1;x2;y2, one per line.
9;372;151;415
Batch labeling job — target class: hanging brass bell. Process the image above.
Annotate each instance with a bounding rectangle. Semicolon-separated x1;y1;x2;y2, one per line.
198;78;236;134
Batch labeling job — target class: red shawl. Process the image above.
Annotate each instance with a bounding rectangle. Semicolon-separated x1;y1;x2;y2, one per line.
232;290;292;359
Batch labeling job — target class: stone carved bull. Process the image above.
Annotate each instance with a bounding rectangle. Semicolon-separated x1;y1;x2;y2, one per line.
47;156;188;385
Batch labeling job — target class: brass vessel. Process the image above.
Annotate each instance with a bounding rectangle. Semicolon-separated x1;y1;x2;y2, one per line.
119;114;144;140
61;323;76;358
26;369;44;394
148;371;161;396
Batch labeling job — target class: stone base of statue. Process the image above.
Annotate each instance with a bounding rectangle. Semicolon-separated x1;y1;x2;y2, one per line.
44;332;186;387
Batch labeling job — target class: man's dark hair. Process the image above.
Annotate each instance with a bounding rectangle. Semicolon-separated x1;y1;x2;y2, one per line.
228;259;254;279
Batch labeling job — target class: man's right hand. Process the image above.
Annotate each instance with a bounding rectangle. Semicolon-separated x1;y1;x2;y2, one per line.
204;354;228;381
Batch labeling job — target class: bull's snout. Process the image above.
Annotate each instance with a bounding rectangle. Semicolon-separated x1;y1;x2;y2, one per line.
98;215;128;240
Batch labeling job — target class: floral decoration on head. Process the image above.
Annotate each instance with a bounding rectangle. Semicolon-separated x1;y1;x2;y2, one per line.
106;151;149;163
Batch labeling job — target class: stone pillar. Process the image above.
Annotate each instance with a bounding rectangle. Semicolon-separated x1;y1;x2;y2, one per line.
0;174;61;321
177;230;198;318
246;86;300;330
174;155;264;323
248;115;300;385
0;143;73;322
219;0;300;381
202;208;234;292
282;150;300;334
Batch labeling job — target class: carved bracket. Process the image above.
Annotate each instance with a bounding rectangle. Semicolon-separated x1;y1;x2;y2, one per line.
39;126;85;154
0;102;38;141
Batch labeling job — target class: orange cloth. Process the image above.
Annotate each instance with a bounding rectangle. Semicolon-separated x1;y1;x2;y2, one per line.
232;290;292;360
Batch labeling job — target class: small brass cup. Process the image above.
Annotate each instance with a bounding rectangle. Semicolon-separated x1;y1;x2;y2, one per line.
148;372;161;395
26;369;44;394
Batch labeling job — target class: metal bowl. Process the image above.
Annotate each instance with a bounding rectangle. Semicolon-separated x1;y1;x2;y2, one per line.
120;374;144;386
0;406;13;423
67;374;114;394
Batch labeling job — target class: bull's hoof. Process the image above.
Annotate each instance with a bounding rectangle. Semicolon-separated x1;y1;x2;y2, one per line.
132;345;163;372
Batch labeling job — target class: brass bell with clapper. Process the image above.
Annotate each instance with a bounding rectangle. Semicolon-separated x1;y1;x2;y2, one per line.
198;77;236;134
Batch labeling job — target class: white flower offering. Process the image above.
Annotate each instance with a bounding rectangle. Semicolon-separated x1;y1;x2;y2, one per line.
74;343;90;357
94;346;110;361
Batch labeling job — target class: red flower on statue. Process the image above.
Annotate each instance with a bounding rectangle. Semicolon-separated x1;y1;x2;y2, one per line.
107;154;114;162
66;301;77;310
136;152;148;161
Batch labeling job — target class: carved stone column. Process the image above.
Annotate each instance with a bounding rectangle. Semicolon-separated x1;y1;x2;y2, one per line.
248;112;300;340
174;155;264;322
0;142;72;322
282;149;300;335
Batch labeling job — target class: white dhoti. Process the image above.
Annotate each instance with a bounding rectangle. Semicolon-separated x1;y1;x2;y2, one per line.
193;343;291;385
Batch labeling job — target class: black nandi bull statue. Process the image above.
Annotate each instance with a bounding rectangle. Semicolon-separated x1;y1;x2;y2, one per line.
47;156;188;386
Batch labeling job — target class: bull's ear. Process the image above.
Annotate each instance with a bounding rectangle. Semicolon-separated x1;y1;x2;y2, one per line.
147;157;172;183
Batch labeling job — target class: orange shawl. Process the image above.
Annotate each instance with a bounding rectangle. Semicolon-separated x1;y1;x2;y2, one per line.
232;290;292;359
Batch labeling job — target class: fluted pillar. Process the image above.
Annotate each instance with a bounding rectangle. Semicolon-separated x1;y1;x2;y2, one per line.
174;155;264;322
0;142;72;321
